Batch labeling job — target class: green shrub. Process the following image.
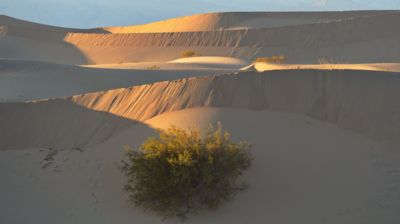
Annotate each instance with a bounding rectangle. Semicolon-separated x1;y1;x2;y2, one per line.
120;123;253;220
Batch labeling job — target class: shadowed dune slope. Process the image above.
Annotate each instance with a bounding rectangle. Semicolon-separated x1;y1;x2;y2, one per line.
1;70;399;150
0;101;138;150
0;15;106;40
0;15;106;64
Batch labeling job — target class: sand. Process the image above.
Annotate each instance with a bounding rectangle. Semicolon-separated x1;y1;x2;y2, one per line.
101;11;397;33
1;107;399;224
169;56;248;65
84;56;247;70
1;70;399;153
1;10;400;224
2;11;400;64
247;62;400;73
0;59;223;102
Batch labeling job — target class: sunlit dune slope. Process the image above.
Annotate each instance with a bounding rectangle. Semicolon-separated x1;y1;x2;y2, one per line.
101;11;397;33
63;12;400;64
84;57;247;70
0;59;220;102
169;56;248;66
1;70;399;150
244;63;400;72
2;11;400;64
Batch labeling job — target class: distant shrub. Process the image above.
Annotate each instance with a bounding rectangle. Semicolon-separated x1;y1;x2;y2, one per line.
180;50;197;58
147;65;160;70
120;123;253;220
253;55;286;64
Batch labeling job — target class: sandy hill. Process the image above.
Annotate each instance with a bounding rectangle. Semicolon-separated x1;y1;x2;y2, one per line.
245;62;400;73
0;59;226;102
1;10;400;224
64;12;400;64
1;70;399;150
101;11;397;33
1;70;400;223
0;15;79;34
0;15;107;64
0;15;105;41
1;11;400;65
1;107;399;224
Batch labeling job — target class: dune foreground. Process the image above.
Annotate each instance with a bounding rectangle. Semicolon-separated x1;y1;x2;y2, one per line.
1;10;400;224
1;107;400;224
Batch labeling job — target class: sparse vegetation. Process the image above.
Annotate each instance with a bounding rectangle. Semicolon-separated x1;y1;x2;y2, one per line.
253;55;286;64
147;65;160;70
120;123;253;220
180;50;198;58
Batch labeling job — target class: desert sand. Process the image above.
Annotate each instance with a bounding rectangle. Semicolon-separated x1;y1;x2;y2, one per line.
1;107;399;224
245;62;400;73
0;59;231;102
1;10;400;224
2;11;400;64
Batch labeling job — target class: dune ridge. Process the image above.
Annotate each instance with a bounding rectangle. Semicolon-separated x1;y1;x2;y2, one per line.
1;70;399;150
1;11;400;223
2;11;400;64
69;70;400;144
0;59;226;102
66;12;400;47
101;11;397;33
52;12;400;63
247;62;400;73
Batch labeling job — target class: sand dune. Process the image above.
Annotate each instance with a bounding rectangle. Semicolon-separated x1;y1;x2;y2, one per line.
0;100;137;150
62;12;400;64
1;70;399;151
168;56;248;69
245;62;400;73
1;10;400;224
68;70;400;144
2;11;400;64
101;11;397;33
0;59;222;102
0;15;105;40
1;107;399;223
0;15;104;64
84;62;239;70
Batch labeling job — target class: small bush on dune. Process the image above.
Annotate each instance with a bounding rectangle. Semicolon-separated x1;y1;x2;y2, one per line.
147;65;160;70
180;50;197;58
120;123;253;220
